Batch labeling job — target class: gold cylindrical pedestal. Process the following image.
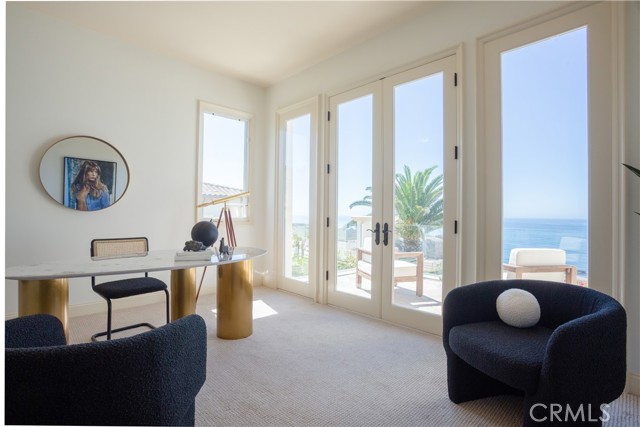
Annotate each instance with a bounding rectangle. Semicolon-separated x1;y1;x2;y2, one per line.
217;260;253;339
19;279;69;342
171;268;196;321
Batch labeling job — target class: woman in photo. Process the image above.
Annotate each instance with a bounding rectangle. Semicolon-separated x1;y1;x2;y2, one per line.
71;160;110;211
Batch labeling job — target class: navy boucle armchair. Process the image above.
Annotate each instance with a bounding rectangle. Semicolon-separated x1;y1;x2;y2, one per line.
5;313;207;426
443;280;626;427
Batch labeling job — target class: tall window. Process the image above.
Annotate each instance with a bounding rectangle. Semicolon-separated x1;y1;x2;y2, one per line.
480;2;616;296
276;98;319;299
502;27;589;284
198;102;251;221
283;113;311;280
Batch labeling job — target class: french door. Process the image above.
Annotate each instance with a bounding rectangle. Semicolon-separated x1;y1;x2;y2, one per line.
327;55;458;334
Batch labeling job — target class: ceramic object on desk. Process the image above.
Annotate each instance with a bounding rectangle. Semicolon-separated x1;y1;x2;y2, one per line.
191;220;218;247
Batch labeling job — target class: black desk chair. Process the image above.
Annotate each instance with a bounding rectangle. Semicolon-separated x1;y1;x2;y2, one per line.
90;237;169;341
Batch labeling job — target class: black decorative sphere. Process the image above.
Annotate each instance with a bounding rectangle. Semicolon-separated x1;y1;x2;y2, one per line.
191;221;219;247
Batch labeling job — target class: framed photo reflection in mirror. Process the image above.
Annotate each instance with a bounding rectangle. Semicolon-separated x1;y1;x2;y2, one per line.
63;156;116;211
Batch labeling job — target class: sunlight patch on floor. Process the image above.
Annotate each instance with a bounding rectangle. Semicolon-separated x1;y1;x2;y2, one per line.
210;299;278;319
252;299;278;319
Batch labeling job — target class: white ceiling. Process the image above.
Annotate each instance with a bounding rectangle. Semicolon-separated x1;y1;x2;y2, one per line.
23;1;439;88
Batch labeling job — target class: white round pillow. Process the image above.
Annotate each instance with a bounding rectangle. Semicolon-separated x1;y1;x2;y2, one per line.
496;288;541;328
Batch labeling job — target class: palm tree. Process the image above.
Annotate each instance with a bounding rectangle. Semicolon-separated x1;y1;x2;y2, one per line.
349;165;443;252
349;186;372;210
395;165;443;252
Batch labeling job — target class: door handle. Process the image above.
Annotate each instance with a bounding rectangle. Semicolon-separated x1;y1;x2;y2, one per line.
366;222;381;246
383;223;391;246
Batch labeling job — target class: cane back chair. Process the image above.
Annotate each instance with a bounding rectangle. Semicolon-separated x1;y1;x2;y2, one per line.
90;237;169;341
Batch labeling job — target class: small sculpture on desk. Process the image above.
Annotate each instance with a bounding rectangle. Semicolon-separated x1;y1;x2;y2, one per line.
219;238;229;255
183;240;207;252
214;238;234;261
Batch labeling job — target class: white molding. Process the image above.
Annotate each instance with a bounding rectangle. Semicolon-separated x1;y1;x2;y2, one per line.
326;45;460;99
626;372;640;396
613;1;626;305
476;1;592;45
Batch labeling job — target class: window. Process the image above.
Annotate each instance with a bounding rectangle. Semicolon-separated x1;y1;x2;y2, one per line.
198;102;251;221
479;2;616;296
276;97;319;299
502;28;588;284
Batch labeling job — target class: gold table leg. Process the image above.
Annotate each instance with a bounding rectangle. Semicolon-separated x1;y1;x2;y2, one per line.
19;279;69;343
217;260;253;339
170;268;196;321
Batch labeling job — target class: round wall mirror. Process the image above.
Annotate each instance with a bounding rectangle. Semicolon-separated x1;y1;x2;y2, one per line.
39;136;129;211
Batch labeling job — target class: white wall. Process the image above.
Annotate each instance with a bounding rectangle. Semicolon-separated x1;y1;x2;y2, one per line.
5;4;267;315
265;1;639;392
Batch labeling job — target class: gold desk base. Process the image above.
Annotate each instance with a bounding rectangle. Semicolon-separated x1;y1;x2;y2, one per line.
15;261;255;341
170;268;196;321
19;279;69;342
217;260;253;339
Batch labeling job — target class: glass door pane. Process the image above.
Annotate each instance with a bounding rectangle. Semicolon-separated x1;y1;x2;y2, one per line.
283;114;311;282
327;81;382;317
391;72;445;314
336;95;374;299
501;27;588;286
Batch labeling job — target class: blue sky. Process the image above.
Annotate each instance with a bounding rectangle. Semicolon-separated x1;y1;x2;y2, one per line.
337;74;444;225
502;26;588;220
202;114;247;191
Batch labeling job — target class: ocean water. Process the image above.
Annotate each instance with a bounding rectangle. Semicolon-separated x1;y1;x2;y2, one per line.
294;215;589;277
503;218;588;277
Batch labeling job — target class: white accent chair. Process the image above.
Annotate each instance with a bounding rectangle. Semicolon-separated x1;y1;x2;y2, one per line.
355;238;424;296
503;248;577;284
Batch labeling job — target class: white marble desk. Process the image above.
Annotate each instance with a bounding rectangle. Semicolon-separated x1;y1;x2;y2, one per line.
6;247;266;341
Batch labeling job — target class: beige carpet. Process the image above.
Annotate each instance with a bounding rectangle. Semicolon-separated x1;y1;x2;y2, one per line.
69;286;639;426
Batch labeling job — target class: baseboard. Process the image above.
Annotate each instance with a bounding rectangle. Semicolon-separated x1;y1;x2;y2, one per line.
253;270;266;286
627;372;640;396
5;287;217;320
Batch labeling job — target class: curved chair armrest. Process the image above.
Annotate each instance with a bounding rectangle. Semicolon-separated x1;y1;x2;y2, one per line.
5;314;207;426
442;281;511;355
5;314;66;348
540;302;626;403
443;281;506;329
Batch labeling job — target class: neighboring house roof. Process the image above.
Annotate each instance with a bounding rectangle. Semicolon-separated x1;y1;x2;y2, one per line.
201;183;243;199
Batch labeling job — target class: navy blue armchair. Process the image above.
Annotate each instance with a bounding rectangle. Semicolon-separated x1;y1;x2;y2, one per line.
443;280;626;427
5;313;207;426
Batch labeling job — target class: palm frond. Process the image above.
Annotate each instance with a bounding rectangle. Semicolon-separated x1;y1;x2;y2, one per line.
623;163;640;178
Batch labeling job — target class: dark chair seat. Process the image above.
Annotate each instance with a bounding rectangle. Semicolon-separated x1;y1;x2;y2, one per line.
94;277;167;299
449;321;554;394
90;237;169;341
